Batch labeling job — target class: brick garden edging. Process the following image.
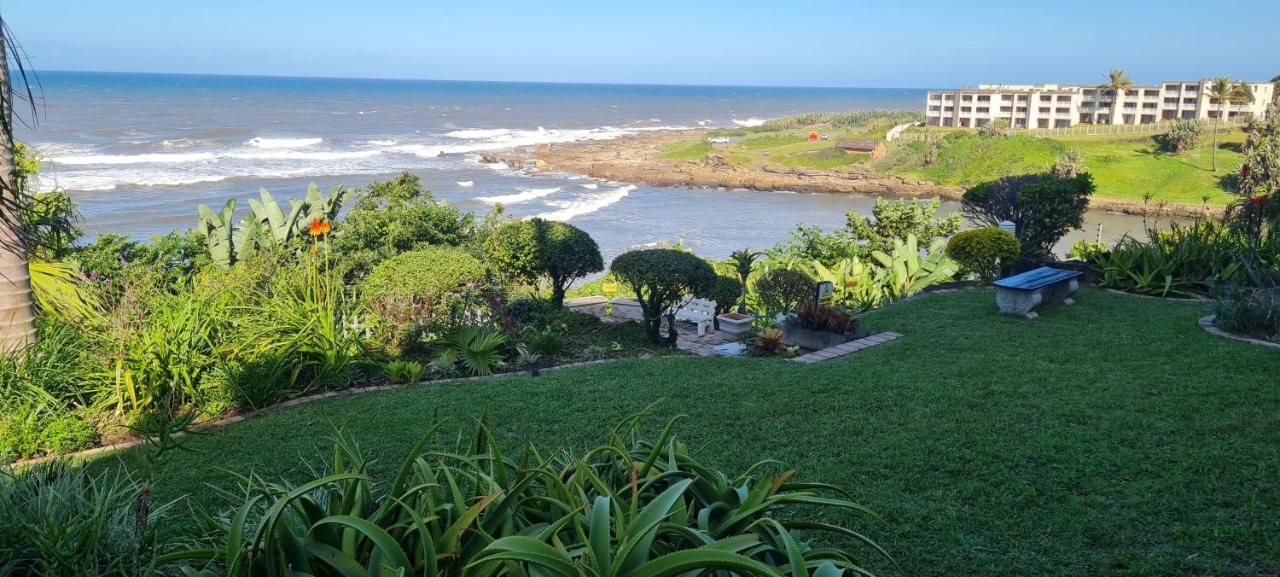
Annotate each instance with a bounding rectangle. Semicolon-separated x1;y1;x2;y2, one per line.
788;332;902;364
5;357;635;470
1198;315;1280;350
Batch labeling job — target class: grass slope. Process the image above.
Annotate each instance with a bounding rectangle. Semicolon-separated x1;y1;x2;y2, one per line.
95;289;1280;577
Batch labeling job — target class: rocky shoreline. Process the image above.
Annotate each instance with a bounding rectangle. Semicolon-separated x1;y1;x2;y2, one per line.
486;129;1221;218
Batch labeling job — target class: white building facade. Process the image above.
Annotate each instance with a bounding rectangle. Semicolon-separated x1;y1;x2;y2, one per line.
925;80;1275;129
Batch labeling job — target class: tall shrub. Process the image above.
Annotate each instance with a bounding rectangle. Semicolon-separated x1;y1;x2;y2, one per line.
945;228;1021;283
962;173;1095;258
610;249;715;345
362;246;489;352
484;218;603;308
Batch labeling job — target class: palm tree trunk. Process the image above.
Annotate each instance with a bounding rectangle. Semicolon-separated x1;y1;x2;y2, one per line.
1212;103;1223;171
0;19;36;353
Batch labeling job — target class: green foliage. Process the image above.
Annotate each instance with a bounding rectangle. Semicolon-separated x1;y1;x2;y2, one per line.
363;246;490;353
752;268;814;316
1097;221;1244;297
520;322;567;357
611;249;716;345
386;360;426;385
197;184;349;267
795;304;859;334
435;326;508;376
0;461;170;575
978;118;1010;138
1068;238;1109;261
1213;287;1279;341
171;414;891;577
945;228;1021;283
772;198;961;264
962;173;1095;258
1157;119;1204;153
484;218;603;307
1051;148;1085;179
37;412;96;454
870;235;959;300
709;110;920;137
700;274;743;318
332;172;476;278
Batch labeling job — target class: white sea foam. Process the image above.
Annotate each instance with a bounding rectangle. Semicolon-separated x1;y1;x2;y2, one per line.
731;118;766;127
535;185;634;221
580;183;599;190
476;187;562;205
364;139;398;146
456;181;474;187
245;136;323;149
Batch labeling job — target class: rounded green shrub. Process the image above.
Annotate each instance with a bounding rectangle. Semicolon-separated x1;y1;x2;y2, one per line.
699;274;743;318
484;218;603;307
945;228;1021;284
0;412;41;460
362;246;489;353
752;268;814;315
363;246;487;303
610;249;716;345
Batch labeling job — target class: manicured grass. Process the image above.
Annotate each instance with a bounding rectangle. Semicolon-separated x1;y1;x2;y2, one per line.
657;140;714;161
94;289;1280;577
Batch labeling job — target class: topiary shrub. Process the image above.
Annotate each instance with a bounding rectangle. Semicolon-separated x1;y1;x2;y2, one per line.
610;249;715;346
362;246;490;353
753;268;814;316
484;218;603;308
945;228;1021;284
697;274;743;329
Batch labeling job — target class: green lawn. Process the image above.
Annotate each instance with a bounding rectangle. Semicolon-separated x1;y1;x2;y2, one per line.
94;289;1280;577
888;130;1246;205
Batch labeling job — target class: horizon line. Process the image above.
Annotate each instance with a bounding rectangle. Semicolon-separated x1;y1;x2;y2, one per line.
31;68;938;92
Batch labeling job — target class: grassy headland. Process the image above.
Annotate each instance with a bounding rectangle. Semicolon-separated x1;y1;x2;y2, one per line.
642;111;1250;210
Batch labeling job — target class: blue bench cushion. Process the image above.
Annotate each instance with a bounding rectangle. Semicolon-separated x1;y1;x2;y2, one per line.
993;266;1081;291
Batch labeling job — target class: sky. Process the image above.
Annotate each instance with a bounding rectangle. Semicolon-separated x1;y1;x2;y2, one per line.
4;0;1278;88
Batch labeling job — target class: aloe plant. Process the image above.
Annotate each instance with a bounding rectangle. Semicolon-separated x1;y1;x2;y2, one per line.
871;234;958;301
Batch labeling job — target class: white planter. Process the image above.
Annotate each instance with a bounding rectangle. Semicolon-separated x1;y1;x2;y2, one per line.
717;313;754;338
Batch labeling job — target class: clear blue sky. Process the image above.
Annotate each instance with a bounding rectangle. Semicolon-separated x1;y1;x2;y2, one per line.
4;0;1278;88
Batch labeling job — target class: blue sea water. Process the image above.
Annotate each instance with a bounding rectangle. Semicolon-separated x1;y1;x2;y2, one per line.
17;71;1136;259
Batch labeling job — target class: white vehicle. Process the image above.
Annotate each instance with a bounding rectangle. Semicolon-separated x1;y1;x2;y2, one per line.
707;136;730;144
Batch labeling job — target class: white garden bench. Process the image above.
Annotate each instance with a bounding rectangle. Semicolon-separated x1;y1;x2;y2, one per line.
670;297;717;336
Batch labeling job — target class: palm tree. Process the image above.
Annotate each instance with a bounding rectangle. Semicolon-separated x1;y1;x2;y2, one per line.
1102;69;1133;125
1207;77;1255;171
0;15;37;352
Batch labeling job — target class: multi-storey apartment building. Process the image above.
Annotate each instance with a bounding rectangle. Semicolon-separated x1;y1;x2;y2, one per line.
925;79;1275;129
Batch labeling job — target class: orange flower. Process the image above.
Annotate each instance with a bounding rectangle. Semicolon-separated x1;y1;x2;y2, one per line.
309;217;332;237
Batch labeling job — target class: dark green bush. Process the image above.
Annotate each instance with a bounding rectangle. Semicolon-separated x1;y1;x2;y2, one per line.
753;268;815;315
332;172;476;278
484;218;603;307
699;274;743;324
363;246;490;353
610;249;716;345
1214;287;1279;341
961;173;1095;258
945;228;1021;283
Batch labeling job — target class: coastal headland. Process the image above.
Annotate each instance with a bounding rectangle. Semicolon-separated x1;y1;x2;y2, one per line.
489;116;1237;218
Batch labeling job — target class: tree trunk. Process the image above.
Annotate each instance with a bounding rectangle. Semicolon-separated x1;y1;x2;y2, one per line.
1212;104;1223;171
0;19;35;353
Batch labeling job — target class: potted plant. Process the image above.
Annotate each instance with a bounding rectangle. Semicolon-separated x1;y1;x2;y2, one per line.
716;311;754;337
782;304;861;351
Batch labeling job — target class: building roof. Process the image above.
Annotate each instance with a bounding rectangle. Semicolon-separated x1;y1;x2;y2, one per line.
836;140;882;151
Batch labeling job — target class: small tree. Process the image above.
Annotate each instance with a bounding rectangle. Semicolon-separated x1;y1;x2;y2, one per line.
484;218;603;308
726;248;762;313
962;173;1095;258
610;249;715;345
753;268;815;316
945;228;1021;284
698;274;742;329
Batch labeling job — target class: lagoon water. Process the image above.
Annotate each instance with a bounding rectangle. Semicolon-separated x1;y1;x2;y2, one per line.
22;71;1145;260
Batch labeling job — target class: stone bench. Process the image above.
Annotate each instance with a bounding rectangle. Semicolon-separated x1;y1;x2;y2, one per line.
993;266;1081;319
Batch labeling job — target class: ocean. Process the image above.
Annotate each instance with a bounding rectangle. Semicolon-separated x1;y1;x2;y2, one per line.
18;71;1138;260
